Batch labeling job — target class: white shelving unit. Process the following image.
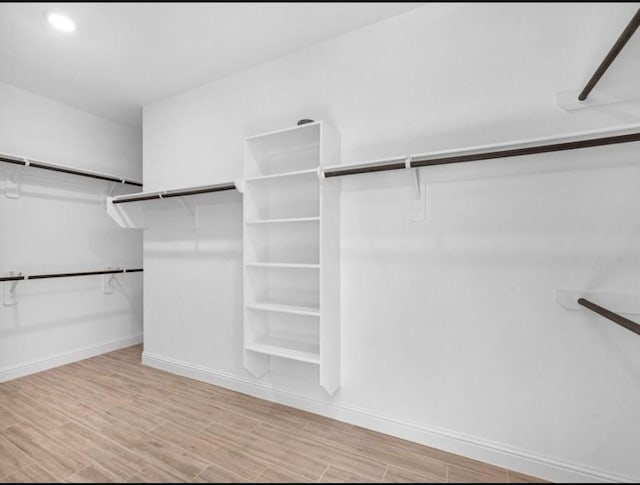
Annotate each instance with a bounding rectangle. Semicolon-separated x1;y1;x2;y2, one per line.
242;121;341;395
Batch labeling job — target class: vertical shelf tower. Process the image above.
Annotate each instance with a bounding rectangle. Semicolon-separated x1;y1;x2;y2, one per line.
242;121;340;395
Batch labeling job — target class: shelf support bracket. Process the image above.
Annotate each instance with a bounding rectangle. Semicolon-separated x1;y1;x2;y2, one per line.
175;196;199;231
103;182;119;207
5;166;22;199
3;271;21;306
103;267;117;295
406;157;426;222
406;157;420;198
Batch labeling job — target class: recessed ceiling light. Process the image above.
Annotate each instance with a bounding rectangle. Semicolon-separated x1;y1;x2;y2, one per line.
47;13;76;33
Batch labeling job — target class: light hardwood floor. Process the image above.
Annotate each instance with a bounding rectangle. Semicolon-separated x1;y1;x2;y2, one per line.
0;345;546;483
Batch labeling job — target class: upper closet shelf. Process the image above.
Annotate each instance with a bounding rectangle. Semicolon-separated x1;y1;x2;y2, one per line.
111;181;236;204
323;124;640;179
244;121;337;178
107;181;238;228
0;152;142;187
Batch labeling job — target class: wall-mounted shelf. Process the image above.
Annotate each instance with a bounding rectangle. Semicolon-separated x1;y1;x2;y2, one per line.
111;182;236;204
106;181;238;228
323;125;640;179
243;121;341;395
0;152;142;187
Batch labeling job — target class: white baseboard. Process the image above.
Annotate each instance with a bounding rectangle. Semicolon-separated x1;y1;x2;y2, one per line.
0;334;143;383
143;351;635;483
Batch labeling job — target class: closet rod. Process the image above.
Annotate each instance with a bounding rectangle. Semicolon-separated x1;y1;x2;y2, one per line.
323;132;640;178
578;8;640;101
0;268;143;282
578;298;640;336
0;154;143;187
112;182;236;204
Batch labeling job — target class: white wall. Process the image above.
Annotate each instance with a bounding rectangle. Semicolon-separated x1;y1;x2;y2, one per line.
0;81;143;379
142;3;640;482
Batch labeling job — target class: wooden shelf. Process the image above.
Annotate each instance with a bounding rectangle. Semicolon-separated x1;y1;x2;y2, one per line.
246;302;320;317
246;336;320;365
245;262;320;269
245;217;320;225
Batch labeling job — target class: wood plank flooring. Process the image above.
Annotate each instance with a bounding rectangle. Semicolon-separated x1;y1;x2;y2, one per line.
0;345;546;483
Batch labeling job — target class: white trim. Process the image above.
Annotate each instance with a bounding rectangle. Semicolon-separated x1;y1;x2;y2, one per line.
142;351;637;484
0;334;142;383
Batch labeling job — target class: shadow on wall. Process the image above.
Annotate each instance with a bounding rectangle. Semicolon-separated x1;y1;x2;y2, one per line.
12;189;104;205
0;308;132;337
0;166;138;205
143;197;243;256
144;245;242;260
587;318;640;382
0;276;142;336
88;227;142;262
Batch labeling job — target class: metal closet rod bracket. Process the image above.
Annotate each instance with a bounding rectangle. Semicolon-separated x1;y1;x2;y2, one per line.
405;156;426;222
405;156;421;200
2;271;21;306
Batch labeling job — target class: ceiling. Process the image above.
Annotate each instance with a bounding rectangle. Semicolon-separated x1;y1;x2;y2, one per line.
0;3;421;127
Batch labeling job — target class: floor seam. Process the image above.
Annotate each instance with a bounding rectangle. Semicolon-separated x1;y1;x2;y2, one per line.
317;463;330;482
381;463;390;483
